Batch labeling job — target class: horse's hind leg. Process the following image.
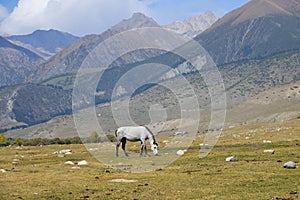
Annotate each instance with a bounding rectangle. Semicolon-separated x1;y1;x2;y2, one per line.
121;137;129;157
116;139;121;157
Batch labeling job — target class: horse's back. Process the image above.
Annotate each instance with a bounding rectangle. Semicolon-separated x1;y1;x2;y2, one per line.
116;126;148;141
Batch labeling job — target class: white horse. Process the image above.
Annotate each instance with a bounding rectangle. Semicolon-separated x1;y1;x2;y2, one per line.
115;126;158;157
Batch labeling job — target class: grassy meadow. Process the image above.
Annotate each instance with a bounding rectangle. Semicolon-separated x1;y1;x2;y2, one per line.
0;118;299;200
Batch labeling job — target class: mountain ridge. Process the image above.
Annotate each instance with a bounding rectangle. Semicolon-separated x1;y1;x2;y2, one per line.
32;12;162;82
7;29;80;55
196;0;300;64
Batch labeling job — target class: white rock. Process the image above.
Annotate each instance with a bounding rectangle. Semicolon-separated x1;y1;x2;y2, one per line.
59;149;72;154
199;144;209;146
263;150;275;154
0;169;7;173
78;160;88;166
226;156;238;162
64;161;75;165
176;150;185;155
110;179;137;183
284;161;296;169
263;140;272;143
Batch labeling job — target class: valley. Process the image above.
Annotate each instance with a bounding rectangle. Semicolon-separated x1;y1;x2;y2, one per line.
0;0;300;199
0;118;299;199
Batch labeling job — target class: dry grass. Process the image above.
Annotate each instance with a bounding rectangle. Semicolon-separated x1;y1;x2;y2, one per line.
0;119;299;199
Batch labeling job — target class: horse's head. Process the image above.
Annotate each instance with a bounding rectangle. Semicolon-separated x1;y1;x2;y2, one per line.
151;142;158;155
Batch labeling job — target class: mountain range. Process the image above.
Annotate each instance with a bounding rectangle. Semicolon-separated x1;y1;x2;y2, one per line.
0;0;300;135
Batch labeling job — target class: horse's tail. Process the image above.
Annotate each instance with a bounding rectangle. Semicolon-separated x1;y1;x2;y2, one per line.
115;128;118;138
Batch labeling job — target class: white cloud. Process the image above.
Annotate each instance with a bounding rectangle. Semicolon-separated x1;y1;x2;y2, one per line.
0;4;9;23
0;0;151;36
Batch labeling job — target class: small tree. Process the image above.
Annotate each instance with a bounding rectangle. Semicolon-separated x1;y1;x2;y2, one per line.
0;133;8;146
0;133;6;143
90;131;99;143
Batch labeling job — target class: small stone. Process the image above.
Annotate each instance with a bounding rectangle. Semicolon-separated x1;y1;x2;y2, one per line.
78;160;88;166
263;150;275;154
176;150;185;155
64;161;75;165
226;156;238;162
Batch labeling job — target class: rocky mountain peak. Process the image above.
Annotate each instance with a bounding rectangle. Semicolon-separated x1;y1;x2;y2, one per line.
109;12;160;33
164;11;218;37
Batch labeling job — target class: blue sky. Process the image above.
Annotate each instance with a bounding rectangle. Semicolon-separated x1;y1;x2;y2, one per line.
0;0;18;12
145;0;250;24
0;0;250;36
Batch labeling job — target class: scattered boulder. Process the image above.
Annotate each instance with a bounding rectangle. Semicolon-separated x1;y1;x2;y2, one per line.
0;169;6;173
263;140;272;143
176;150;185;155
59;149;72;154
284;161;296;169
110;179;137;183
78;160;88;166
199;144;209;147
173;131;188;136
226;156;238;162
57;154;65;158
64;161;75;165
263;150;275;154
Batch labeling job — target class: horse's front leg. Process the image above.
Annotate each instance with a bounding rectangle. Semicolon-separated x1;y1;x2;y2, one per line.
144;144;149;157
140;140;149;157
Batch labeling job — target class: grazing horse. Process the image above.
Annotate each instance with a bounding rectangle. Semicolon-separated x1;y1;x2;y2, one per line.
115;126;158;157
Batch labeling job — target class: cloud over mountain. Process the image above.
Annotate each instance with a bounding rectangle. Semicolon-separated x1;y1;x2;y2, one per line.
0;0;150;36
0;5;8;22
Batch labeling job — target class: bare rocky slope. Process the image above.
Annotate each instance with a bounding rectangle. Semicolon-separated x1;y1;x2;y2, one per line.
0;36;44;87
196;0;300;64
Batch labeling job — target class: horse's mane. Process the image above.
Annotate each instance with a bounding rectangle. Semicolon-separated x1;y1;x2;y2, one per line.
144;126;158;145
144;126;154;136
